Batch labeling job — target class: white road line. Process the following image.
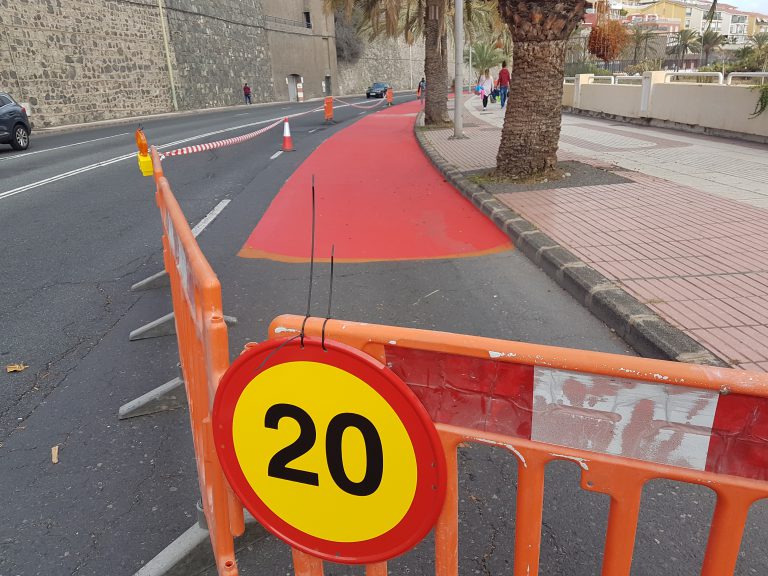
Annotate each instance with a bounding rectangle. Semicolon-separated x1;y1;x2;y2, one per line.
234;113;249;116
270;151;283;160
0;153;136;201
359;112;365;115
0;132;131;162
191;199;230;237
0;107;324;203
308;129;318;134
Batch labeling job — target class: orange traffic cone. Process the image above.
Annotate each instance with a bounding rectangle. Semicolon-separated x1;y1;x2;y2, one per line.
282;118;295;151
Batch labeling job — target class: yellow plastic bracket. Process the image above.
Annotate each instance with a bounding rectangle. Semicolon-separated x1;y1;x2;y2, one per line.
137;153;153;177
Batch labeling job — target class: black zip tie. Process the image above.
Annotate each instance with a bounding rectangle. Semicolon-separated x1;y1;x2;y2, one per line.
321;244;335;351
300;175;317;348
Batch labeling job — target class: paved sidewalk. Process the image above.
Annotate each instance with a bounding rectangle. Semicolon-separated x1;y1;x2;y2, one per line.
420;97;768;371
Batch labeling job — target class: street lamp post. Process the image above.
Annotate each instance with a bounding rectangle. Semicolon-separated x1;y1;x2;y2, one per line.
452;0;466;139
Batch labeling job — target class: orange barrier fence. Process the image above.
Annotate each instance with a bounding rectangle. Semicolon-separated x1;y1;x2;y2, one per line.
150;146;245;574
386;88;393;106
324;97;333;122
268;314;768;576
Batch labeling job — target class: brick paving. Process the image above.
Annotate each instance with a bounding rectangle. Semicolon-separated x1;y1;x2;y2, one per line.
420;97;768;371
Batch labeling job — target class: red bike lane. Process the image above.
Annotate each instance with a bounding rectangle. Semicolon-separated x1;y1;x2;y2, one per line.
239;100;511;262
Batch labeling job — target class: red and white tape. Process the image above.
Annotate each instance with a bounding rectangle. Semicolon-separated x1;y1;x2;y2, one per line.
334;97;387;110
385;346;768;482
159;118;284;159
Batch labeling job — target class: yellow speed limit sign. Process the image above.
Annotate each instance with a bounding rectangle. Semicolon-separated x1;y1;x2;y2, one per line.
212;337;446;563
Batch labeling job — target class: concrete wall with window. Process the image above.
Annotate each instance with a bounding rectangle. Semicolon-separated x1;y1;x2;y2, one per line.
261;0;338;101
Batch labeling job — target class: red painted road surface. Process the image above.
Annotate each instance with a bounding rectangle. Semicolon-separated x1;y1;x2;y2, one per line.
239;100;511;262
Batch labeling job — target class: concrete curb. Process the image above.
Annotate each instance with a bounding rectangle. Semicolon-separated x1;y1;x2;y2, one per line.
414;112;728;367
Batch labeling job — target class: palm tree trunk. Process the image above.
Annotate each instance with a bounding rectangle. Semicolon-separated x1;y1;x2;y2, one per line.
495;40;566;177
424;0;450;125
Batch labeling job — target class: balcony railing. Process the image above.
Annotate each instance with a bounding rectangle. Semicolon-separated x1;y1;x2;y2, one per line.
264;15;312;29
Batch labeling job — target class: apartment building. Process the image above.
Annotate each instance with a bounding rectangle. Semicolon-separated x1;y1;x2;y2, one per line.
623;0;761;46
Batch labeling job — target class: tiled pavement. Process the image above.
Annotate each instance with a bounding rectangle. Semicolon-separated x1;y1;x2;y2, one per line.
420;98;768;371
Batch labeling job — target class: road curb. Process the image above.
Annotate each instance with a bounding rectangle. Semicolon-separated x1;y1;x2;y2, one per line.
413;112;728;367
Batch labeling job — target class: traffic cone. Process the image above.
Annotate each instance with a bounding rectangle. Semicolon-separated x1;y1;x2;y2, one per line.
282;118;294;152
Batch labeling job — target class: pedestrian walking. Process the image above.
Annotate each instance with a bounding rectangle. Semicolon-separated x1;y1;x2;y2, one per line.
243;83;252;105
478;69;493;111
417;77;426;104
497;61;510;109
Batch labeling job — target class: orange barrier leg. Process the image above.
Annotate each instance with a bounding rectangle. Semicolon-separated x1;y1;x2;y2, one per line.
366;562;388;576
513;453;546;576
600;481;643;576
292;549;324;576
700;488;753;576
435;432;460;576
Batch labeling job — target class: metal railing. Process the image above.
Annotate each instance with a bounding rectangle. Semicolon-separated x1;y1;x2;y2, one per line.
264;15;312;29
615;76;643;84
726;72;768;85
664;71;724;84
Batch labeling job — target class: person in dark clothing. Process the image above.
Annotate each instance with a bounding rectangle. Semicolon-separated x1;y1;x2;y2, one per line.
496;61;510;109
243;83;252;104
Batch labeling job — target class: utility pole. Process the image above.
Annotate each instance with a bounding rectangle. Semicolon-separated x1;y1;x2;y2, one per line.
452;0;466;139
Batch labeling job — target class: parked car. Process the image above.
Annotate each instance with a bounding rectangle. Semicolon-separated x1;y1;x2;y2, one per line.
366;82;390;99
0;92;31;150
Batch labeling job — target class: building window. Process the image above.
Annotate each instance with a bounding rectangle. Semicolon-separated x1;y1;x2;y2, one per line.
685;19;690;27
303;11;312;28
685;7;692;15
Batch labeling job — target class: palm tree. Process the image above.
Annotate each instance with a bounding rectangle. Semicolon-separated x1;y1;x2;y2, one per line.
750;32;768;71
494;0;588;178
325;0;452;125
627;26;658;64
468;42;505;77
701;29;727;66
423;0;451;124
668;29;701;70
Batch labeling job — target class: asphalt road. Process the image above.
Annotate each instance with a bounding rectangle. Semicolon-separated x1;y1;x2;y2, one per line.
1;95;765;576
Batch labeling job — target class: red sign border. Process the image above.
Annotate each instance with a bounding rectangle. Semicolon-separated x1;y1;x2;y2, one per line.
212;336;447;564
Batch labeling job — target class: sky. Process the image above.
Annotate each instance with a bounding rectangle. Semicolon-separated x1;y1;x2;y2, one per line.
732;0;768;13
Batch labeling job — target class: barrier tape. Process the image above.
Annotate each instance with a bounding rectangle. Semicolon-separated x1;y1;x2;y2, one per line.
333;97;387;110
159;118;283;159
157;104;324;160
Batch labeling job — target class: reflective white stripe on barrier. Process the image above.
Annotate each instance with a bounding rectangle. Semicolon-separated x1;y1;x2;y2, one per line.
532;368;719;470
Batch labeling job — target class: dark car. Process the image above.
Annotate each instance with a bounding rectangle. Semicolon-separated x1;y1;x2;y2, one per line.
0;92;31;150
366;82;390;99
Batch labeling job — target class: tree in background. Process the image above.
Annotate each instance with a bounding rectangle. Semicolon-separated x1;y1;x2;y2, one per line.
668;29;701;70
701;29;728;66
467;42;505;78
627;25;658;64
495;0;588;178
588;20;629;67
749;32;768;71
325;0;452;125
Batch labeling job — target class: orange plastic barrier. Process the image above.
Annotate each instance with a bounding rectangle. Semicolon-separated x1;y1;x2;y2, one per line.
324;96;334;122
386;88;393;106
150;147;245;574
268;314;768;576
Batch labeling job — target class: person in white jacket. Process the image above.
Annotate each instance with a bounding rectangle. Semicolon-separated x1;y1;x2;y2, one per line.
478;69;494;111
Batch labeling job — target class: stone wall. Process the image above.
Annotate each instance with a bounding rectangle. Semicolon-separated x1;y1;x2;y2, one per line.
0;0;273;128
165;0;273;109
0;0;173;127
337;34;458;96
